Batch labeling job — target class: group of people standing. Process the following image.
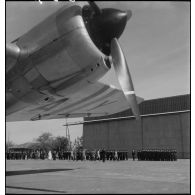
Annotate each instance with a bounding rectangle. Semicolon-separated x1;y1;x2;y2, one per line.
6;148;177;162
6;150;49;160
49;149;129;162
136;149;177;161
6;149;129;162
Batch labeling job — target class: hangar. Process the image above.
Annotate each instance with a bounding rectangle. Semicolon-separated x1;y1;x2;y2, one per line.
83;94;190;159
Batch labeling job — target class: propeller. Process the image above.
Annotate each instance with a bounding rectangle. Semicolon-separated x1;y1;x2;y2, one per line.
86;2;140;119
88;1;131;21
87;1;101;16
111;38;140;120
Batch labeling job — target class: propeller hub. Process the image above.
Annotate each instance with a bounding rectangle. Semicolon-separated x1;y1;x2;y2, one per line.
83;6;132;55
96;9;129;41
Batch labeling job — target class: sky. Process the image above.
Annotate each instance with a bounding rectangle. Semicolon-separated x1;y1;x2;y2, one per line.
6;1;190;145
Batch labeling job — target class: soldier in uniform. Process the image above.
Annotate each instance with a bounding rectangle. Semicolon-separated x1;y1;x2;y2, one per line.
174;149;177;161
132;149;136;161
139;150;142;160
145;149;148;160
157;149;160;161
52;150;56;160
114;150;118;161
122;151;125;160
137;150;140;160
149;149;151;161
152;149;155;161
101;148;106;162
141;149;144;160
125;151;128;160
82;149;86;161
70;150;74;160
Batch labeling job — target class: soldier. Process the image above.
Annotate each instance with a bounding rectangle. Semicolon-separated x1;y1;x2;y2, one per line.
132;149;136;161
82;149;85;161
166;149;169;161
146;149;148;160
142;150;145;161
137;150;139;160
149;149;152;161
141;149;144;161
161;149;165;161
139;150;142;160
125;151;128;160
62;150;65;160
114;150;118;160
165;149;169;161
58;150;61;160
140;150;142;161
169;149;172;161
6;151;9;160
41;150;45;160
157;149;160;161
174;149;177;161
108;150;111;160
76;150;79;160
72;149;76;161
105;150;109;160
119;150;121;161
52;151;56;160
92;150;96;161
101;148;106;162
122;151;125;160
152;149;155;161
167;149;170;161
85;150;89;160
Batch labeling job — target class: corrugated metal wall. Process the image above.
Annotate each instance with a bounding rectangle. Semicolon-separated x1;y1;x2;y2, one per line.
85;94;190;121
83;112;190;159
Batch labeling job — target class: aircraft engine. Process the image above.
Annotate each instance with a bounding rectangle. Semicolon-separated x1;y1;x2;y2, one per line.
83;2;140;119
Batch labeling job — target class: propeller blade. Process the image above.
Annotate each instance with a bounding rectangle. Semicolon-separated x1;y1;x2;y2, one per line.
88;1;101;15
111;38;140;120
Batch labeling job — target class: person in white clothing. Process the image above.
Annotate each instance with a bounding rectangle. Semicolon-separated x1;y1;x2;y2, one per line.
97;149;100;161
114;150;118;161
48;150;52;160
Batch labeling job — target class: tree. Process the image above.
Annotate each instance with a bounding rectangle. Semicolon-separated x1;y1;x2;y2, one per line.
72;136;83;150
36;132;54;152
52;136;69;151
6;141;15;151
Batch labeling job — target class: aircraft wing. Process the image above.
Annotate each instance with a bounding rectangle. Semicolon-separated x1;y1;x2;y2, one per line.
6;81;143;122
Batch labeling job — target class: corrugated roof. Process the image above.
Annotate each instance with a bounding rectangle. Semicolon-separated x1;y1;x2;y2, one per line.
85;94;190;121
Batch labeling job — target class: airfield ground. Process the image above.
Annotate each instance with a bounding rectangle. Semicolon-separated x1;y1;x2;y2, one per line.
6;159;190;194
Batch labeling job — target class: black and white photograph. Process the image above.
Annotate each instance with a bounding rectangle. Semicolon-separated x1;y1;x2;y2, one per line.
6;1;190;194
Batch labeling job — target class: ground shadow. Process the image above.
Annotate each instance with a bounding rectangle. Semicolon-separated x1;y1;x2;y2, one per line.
6;185;67;193
6;168;74;176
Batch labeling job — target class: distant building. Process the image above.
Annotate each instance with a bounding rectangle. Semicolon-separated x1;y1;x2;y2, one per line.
83;94;190;159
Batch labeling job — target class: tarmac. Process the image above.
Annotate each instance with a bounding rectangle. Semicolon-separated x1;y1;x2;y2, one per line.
6;159;190;194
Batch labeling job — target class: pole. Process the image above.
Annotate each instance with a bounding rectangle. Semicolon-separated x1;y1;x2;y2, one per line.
65;118;71;150
141;118;143;150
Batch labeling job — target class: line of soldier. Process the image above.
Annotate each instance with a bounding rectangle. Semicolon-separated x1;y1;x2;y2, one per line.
50;149;129;162
137;149;177;161
6;150;48;160
6;149;129;161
